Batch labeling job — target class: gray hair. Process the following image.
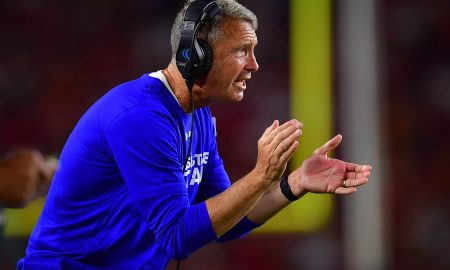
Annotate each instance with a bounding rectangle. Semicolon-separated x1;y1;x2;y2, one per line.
170;0;258;59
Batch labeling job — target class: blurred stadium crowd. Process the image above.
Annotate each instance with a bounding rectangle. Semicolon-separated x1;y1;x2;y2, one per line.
0;0;448;269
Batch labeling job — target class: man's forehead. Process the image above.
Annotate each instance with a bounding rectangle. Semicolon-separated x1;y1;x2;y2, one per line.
219;18;257;40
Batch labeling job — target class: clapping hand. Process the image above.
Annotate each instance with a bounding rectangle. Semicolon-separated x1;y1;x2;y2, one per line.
289;134;371;196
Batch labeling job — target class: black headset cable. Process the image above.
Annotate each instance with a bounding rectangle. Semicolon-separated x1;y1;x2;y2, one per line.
178;80;195;270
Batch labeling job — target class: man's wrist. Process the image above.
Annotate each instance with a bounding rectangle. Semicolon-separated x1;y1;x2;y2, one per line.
280;176;302;201
248;169;276;191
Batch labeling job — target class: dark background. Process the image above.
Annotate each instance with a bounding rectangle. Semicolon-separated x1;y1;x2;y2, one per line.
0;0;449;269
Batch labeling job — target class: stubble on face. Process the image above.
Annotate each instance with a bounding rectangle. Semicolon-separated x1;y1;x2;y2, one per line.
200;17;259;104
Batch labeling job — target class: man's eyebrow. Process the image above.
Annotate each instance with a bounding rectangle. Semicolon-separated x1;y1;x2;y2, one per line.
242;39;258;47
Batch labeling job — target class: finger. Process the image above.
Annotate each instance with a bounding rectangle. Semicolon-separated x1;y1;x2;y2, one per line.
346;163;372;172
39;157;58;182
279;140;299;164
28;150;47;176
37;175;52;197
274;128;301;157
335;187;357;195
280;119;303;129
313;134;342;156
261;120;279;138
272;124;302;150
343;177;368;188
346;171;370;179
266;120;302;145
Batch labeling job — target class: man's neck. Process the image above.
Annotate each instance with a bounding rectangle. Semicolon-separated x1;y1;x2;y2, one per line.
162;62;210;113
163;63;194;113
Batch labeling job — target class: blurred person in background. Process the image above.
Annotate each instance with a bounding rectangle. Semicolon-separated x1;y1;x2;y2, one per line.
0;150;57;237
18;0;371;269
0;150;56;208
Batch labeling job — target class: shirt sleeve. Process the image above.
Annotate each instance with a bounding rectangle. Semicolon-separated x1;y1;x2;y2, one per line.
195;114;262;242
105;106;217;260
216;216;262;242
197;145;262;242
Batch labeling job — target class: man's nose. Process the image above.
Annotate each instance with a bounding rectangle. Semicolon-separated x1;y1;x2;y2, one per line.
246;53;259;72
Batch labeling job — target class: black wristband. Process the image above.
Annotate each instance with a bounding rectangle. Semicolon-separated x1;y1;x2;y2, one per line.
280;176;300;201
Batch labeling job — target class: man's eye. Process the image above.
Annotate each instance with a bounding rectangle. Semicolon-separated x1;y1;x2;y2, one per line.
235;48;247;57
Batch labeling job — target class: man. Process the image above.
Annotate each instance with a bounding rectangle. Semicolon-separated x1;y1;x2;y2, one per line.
19;0;371;269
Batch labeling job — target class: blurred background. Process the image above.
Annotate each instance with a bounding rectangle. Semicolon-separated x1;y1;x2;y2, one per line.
1;0;449;269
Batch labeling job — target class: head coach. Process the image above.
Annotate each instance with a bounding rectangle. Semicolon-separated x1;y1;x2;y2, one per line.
19;0;371;269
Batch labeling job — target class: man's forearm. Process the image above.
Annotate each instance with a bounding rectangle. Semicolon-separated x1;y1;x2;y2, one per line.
246;178;292;224
205;169;272;237
206;119;302;237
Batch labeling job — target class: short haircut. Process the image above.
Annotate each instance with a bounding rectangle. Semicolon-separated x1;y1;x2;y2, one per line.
170;0;258;59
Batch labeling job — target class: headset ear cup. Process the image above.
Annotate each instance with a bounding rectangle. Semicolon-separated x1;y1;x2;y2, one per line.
175;46;188;75
175;39;213;80
195;38;213;78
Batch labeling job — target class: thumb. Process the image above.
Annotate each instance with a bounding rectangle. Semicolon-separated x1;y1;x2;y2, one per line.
313;134;343;156
37;157;58;197
39;156;58;182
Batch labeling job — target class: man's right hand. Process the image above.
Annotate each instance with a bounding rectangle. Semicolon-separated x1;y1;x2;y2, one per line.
253;119;303;184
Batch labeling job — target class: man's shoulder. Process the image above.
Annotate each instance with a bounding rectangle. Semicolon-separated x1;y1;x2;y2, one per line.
87;74;172;121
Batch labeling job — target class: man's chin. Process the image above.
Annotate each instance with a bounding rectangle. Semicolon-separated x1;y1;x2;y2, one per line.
232;91;245;102
219;89;244;103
